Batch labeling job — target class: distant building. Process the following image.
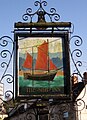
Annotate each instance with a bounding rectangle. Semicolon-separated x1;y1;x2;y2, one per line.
4;102;76;120
76;72;87;120
0;83;8;120
71;74;78;86
4;72;87;120
0;83;4;104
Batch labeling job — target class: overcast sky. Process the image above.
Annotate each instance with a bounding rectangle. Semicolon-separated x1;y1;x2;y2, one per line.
0;0;87;74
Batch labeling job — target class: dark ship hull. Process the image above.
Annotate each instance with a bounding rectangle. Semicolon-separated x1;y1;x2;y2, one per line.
24;71;57;81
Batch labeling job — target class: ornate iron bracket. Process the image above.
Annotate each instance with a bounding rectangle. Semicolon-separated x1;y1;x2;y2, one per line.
0;36;14;101
22;0;60;23
70;35;83;79
14;0;71;32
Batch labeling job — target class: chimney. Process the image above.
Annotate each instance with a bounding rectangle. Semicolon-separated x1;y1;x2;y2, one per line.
72;74;78;86
83;72;87;83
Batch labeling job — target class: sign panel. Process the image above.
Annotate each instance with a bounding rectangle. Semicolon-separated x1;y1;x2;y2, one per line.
15;33;71;99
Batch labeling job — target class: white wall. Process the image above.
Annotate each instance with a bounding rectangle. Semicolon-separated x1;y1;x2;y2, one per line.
77;84;87;120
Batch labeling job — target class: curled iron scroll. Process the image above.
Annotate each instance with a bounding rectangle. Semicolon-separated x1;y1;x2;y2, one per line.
22;0;60;23
0;36;14;101
70;35;83;79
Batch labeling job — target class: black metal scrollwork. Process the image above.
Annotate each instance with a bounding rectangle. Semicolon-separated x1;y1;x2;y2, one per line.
5;90;13;101
70;35;83;79
70;34;87;119
26;112;36;120
0;36;14;101
22;0;60;23
75;99;85;111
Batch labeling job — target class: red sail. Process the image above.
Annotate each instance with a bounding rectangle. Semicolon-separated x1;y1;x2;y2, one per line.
35;41;48;70
22;52;33;69
49;59;57;70
35;41;57;70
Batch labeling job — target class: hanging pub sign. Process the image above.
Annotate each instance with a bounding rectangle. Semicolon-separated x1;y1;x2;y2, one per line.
15;32;71;100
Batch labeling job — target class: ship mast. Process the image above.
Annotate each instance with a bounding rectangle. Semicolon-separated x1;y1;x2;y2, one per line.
47;39;49;73
32;46;34;75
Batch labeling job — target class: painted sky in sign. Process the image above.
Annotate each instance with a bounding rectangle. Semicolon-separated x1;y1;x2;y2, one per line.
18;37;62;53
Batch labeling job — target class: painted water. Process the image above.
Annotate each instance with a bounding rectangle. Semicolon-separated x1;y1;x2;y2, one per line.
19;75;64;95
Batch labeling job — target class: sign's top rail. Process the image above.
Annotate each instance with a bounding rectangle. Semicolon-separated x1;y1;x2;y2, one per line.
14;22;71;28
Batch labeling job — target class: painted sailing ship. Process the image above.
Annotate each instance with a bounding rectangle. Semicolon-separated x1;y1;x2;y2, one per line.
22;41;57;81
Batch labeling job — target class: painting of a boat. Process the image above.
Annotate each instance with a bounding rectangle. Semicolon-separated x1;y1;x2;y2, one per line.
22;40;57;81
24;71;57;81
